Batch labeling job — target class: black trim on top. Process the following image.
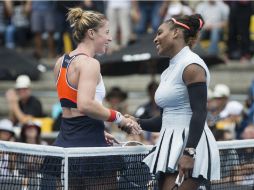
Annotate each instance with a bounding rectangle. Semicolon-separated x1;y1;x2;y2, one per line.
62;54;69;68
60;98;77;108
62;53;88;68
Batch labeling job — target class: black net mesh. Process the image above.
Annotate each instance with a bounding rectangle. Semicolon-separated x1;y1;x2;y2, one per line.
208;147;254;190
68;154;157;190
0;144;254;190
0;151;64;190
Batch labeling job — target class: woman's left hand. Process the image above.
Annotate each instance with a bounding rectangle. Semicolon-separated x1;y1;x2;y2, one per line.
178;155;195;181
104;131;120;146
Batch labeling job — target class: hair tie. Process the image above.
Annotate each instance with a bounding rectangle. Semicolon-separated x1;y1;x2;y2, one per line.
199;18;203;29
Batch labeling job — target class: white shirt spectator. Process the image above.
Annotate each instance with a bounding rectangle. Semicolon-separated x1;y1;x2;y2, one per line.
195;1;229;27
164;1;192;21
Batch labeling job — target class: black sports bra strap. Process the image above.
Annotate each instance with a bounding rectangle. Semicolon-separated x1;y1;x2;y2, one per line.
62;53;88;68
62;54;69;68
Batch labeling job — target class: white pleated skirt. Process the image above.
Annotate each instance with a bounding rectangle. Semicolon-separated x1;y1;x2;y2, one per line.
143;116;220;181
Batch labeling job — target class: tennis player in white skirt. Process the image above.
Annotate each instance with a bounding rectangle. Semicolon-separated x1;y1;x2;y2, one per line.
127;14;220;190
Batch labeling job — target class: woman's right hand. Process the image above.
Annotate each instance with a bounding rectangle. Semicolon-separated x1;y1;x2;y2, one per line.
119;117;141;135
178;155;195;180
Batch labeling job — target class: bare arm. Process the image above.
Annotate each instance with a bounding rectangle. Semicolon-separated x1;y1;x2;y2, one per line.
77;58;111;120
76;58;141;134
183;63;206;85
5;89;33;124
4;0;13;17
54;57;63;82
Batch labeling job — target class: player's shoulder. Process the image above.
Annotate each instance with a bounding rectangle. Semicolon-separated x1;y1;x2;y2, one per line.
77;55;100;66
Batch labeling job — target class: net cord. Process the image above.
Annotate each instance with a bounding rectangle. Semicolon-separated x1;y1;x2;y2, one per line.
1;139;254;156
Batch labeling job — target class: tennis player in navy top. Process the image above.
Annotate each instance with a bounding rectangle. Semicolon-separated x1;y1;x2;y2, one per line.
41;7;142;190
53;7;141;148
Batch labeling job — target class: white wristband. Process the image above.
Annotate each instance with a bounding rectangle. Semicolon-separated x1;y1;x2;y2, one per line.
113;112;123;124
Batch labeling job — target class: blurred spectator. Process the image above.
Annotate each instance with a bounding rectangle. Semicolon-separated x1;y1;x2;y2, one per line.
161;0;192;21
195;0;229;56
82;0;105;14
51;102;62;131
26;1;56;59
214;129;234;141
126;133;149;145
207;88;219;129
237;124;254;186
216;101;244;139
243;80;254;128
213;128;240;184
150;132;160;145
0;1;6;46
213;83;231;114
206;84;231;131
135;81;160;119
132;1;163;35
241;124;254;140
54;1;81;56
4;0;30;49
134;81;160;142
207;88;215;112
106;0;132;53
226;1;253;62
105;86;128;142
0;118;15;141
20;121;46;145
5;75;44;125
0;119;17;179
220;100;244;119
19;121;46;189
105;86;128;114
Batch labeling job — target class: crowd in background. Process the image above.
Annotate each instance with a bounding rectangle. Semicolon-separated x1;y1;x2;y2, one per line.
1;74;254;146
0;1;253;61
0;0;254;146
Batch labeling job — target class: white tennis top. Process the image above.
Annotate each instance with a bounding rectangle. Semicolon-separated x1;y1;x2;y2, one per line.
143;46;220;181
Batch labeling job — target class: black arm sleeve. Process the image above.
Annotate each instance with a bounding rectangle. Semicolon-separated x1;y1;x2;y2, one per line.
138;115;162;132
186;82;207;148
138;109;162;132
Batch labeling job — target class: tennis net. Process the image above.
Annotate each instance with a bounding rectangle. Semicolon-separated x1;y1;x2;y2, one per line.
0;139;254;190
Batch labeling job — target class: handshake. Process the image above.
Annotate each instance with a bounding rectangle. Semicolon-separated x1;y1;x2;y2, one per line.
118;114;142;135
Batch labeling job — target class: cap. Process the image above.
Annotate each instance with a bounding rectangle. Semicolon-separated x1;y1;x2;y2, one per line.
0;119;15;135
207;88;213;100
15;75;31;89
220;101;243;118
21;120;41;134
213;84;230;98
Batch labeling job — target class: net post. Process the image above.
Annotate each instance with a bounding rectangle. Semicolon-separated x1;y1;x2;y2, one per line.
64;152;68;190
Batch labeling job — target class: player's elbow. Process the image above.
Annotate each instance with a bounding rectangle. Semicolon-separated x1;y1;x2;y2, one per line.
77;99;94;114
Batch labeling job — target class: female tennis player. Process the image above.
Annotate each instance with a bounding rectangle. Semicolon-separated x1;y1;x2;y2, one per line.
41;7;141;190
125;14;220;190
53;7;140;148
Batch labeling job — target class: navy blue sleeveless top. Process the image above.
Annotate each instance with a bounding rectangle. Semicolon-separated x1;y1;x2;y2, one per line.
53;115;107;148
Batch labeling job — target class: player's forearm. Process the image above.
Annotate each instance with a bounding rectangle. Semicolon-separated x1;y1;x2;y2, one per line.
77;100;117;121
138;115;162;132
11;103;32;124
